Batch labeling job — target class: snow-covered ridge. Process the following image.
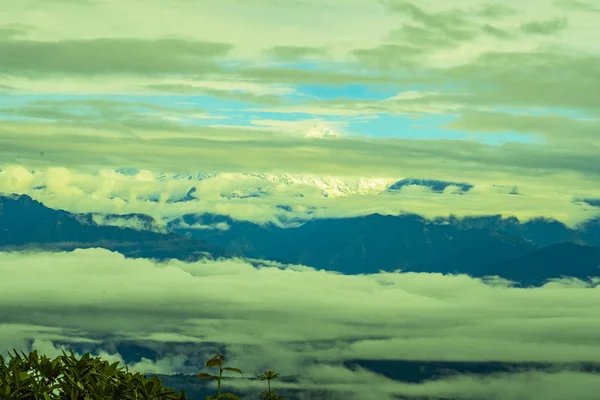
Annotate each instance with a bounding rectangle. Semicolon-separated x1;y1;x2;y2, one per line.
157;172;217;182
303;124;341;139
114;169;482;201
143;171;395;198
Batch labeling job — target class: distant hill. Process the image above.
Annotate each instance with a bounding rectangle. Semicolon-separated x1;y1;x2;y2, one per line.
168;213;600;285
438;214;595;247
479;242;600;286
0;194;230;261
168;213;540;275
2;193;599;286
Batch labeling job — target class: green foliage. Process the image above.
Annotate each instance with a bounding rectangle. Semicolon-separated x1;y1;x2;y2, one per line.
196;353;243;400
0;348;187;399
259;390;285;400
1;348;286;400
256;370;279;382
256;369;284;400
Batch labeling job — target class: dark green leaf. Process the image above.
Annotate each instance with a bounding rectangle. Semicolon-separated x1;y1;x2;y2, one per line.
196;372;219;380
222;367;243;375
220;392;241;400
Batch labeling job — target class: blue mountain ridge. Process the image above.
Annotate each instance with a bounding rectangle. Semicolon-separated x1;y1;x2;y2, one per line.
169;213;600;286
1;193;599;286
0;193;232;260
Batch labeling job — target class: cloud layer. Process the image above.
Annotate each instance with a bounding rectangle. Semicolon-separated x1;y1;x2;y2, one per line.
1;164;599;227
1;249;600;399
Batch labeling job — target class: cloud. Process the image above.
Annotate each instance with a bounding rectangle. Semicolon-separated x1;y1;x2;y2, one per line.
0;38;231;77
226;367;600;400
520;17;569;34
349;44;424;70
0;98;210;129
255;90;461;115
1;164;599;227
1;0;598;154
381;0;478;53
145;85;291;105
441;51;600;116
172;221;231;231
442;110;599;144
263;45;330;60
88;214;166;232
0;24;32;40
2;106;599;178
555;0;600;12
1;248;600;399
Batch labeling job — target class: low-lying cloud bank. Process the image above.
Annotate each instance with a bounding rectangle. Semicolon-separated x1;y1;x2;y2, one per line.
1;164;599;227
1;248;599;399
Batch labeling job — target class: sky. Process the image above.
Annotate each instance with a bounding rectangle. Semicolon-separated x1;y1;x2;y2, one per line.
0;0;599;226
2;1;600;399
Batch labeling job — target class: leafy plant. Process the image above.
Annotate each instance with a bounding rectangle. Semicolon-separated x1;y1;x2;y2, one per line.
0;348;187;399
1;348;287;400
256;369;284;399
196;352;243;400
259;389;285;400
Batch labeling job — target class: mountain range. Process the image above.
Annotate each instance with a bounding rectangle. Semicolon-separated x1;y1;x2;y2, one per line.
0;194;230;261
1;193;599;286
168;212;600;286
115;169;482;199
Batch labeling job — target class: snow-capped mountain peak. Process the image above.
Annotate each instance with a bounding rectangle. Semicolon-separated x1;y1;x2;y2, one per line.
304;124;341;139
115;168;396;200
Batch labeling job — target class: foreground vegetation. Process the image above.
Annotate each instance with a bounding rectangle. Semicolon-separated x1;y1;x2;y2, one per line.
0;348;285;399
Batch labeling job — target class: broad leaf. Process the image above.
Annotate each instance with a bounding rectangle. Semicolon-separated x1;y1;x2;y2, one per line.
220;392;241;400
223;367;243;375
205;358;222;368
196;372;220;380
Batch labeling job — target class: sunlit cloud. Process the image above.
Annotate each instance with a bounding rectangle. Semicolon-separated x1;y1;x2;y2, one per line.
1;164;599;227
